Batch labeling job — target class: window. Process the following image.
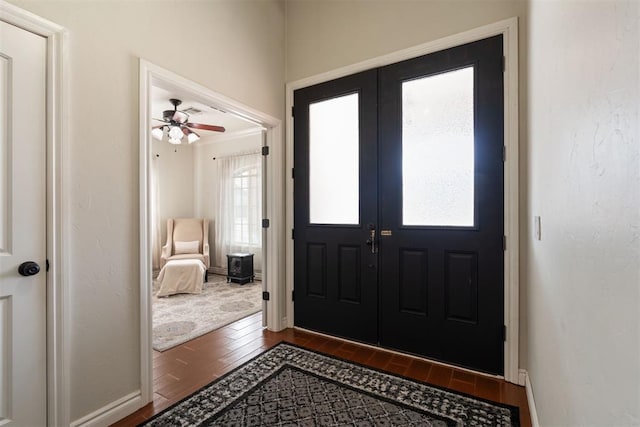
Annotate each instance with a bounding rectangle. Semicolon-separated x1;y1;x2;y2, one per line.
402;66;475;227
309;93;360;224
232;165;261;246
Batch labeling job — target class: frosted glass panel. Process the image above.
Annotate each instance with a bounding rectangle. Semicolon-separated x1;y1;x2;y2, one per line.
402;67;475;226
309;93;359;224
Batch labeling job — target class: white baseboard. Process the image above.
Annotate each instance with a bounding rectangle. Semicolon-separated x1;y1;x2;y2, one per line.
70;391;143;427
518;368;527;386
520;369;540;427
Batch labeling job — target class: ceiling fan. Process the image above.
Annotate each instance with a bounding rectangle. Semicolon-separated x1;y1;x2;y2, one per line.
152;98;225;144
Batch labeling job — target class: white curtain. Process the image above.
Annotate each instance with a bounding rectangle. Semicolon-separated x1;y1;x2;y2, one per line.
150;154;162;272
214;152;262;272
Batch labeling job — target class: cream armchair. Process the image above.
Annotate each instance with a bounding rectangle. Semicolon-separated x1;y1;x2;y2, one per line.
161;218;210;271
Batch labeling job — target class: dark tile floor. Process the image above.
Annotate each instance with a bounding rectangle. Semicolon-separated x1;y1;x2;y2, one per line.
112;311;531;426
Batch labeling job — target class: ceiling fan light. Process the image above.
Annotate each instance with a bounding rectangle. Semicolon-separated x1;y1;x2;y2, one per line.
172;111;189;124
151;127;164;140
168;136;182;145
168;126;184;141
187;132;200;144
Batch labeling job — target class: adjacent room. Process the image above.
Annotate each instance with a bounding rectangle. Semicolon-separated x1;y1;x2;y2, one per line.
149;85;265;352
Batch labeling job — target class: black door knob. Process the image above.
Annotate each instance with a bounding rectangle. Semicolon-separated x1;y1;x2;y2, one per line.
18;261;40;277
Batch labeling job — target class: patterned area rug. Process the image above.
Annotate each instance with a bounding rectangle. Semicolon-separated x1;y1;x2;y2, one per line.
153;276;262;351
141;343;519;426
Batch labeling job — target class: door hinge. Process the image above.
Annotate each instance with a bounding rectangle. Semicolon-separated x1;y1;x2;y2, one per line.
503;235;507;251
291;229;295;240
503;146;506;162
503;325;507;341
291;106;295;117
502;56;506;72
262;146;269;156
262;218;270;228
262;291;270;301
46;259;50;272
291;168;295;179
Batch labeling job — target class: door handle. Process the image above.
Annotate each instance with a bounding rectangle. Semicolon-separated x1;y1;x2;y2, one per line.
366;223;377;254
18;261;40;277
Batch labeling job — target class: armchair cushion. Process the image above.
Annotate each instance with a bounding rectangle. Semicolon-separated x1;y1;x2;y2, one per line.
168;254;205;264
174;240;200;255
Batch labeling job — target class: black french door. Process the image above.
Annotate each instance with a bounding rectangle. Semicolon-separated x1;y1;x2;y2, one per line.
294;36;504;374
293;69;379;343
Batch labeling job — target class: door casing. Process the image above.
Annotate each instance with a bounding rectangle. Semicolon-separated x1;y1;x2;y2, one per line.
138;60;285;406
0;1;68;425
285;18;521;384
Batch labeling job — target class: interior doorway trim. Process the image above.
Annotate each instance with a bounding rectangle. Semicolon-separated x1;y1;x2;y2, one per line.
139;59;284;405
0;1;69;425
285;17;520;384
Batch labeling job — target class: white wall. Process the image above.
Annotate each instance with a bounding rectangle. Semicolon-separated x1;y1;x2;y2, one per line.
194;130;263;270
286;0;526;81
6;0;284;422
154;140;195;245
525;1;639;425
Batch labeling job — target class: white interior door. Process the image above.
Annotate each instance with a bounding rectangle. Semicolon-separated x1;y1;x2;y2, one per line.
0;20;47;426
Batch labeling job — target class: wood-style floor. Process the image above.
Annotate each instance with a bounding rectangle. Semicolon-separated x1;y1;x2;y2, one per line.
112;312;531;426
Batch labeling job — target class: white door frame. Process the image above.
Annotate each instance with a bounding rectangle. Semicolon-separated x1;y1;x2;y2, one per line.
138;60;284;404
0;1;69;425
285;18;521;384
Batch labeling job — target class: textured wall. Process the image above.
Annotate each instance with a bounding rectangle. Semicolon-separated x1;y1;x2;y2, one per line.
525;0;639;424
286;0;526;81
153;141;195;246
7;0;284;422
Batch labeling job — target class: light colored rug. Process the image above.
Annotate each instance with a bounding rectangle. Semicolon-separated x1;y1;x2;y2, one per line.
152;276;262;351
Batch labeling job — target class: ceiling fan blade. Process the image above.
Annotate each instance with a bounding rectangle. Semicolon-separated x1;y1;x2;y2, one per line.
186;122;226;132
152;124;165;129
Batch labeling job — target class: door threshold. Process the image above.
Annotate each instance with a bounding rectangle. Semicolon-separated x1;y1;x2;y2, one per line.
293;326;505;381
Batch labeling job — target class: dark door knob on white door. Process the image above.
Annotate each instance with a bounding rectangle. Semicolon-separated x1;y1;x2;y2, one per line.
18;261;40;276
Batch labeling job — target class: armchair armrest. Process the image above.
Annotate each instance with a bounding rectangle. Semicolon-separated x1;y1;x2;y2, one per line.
202;219;210;269
203;242;210;269
160;242;171;269
160;218;174;269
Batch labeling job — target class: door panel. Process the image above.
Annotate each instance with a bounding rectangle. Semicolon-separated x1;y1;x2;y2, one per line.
0;20;47;426
445;251;478;323
337;245;362;303
294;70;378;344
306;243;327;297
379;36;504;374
398;249;429;315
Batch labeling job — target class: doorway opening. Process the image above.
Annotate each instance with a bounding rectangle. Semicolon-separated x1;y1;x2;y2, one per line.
149;85;265;352
139;60;283;404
